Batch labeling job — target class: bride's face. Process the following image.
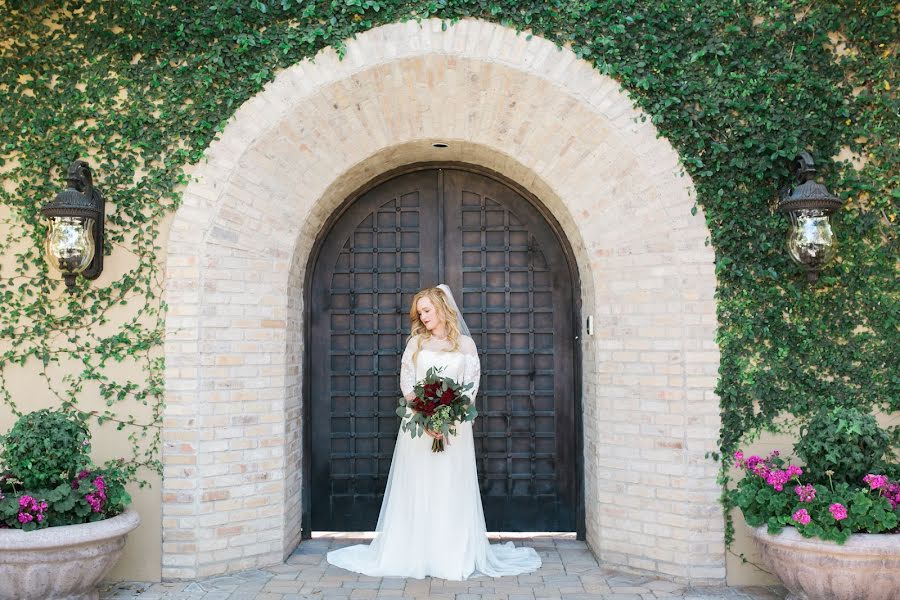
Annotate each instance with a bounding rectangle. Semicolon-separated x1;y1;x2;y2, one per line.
416;296;445;333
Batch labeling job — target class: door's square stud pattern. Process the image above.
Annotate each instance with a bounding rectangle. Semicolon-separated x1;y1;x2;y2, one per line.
459;190;560;528
313;170;574;532
327;194;422;525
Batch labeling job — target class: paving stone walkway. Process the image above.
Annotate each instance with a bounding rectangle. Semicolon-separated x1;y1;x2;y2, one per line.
101;534;787;600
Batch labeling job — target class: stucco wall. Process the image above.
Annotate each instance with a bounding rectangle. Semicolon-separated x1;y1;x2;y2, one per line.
0;202;167;582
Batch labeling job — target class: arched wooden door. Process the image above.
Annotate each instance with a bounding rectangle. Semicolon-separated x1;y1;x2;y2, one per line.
307;167;579;533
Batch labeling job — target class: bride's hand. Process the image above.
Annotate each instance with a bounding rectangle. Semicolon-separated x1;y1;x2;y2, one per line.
425;428;443;440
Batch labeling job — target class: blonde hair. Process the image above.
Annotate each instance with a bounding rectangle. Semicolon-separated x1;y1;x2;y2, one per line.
408;287;461;364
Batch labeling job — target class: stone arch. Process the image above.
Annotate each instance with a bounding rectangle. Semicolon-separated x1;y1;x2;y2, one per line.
163;18;723;583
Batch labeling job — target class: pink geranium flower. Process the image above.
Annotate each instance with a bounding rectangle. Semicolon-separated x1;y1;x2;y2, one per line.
745;455;763;470
16;495;48;525
829;503;848;521
863;474;889;490
766;469;791;491
85;476;107;513
794;484;816;503
792;508;811;525
884;483;900;510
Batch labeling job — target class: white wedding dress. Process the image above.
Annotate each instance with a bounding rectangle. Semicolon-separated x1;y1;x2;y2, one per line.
326;334;542;580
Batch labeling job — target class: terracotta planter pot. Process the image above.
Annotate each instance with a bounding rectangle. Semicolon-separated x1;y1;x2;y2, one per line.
0;508;140;600
749;524;900;600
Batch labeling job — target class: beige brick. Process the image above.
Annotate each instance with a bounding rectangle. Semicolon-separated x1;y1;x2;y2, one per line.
161;17;721;584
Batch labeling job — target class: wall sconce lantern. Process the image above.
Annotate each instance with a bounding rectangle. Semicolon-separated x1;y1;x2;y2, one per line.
41;160;105;292
777;152;843;284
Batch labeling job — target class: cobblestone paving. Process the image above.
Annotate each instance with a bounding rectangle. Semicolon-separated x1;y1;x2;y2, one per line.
102;534;787;600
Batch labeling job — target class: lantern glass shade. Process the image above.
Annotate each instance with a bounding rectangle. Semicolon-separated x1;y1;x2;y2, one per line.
44;216;95;275
785;208;836;270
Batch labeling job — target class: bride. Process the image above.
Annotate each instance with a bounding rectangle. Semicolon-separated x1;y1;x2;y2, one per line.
326;284;542;580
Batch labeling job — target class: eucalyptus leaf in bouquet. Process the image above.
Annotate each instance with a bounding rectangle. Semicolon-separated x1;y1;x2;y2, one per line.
396;366;478;452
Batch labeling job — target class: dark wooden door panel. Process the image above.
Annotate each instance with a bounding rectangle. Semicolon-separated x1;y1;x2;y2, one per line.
310;171;439;530
443;170;576;532
310;168;576;532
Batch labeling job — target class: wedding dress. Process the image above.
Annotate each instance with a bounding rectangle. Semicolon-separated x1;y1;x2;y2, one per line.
326;334;542;580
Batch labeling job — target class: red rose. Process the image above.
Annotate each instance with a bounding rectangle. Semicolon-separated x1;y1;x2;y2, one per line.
439;388;455;406
424;400;437;416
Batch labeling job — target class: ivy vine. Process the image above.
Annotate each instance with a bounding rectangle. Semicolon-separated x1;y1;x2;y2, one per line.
1;0;896;544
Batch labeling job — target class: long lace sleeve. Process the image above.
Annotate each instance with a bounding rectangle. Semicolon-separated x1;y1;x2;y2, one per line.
399;336;418;397
460;336;481;404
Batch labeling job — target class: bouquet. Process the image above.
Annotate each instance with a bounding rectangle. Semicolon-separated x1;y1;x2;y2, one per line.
396;366;478;452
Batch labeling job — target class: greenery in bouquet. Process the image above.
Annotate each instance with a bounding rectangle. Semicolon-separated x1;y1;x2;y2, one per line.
0;409;132;530
732;407;899;544
396;366;478;452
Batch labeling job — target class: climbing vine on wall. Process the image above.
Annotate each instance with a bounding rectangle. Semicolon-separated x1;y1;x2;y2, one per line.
0;0;896;535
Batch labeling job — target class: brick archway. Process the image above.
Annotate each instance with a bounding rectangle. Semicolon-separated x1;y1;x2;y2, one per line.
164;18;723;582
